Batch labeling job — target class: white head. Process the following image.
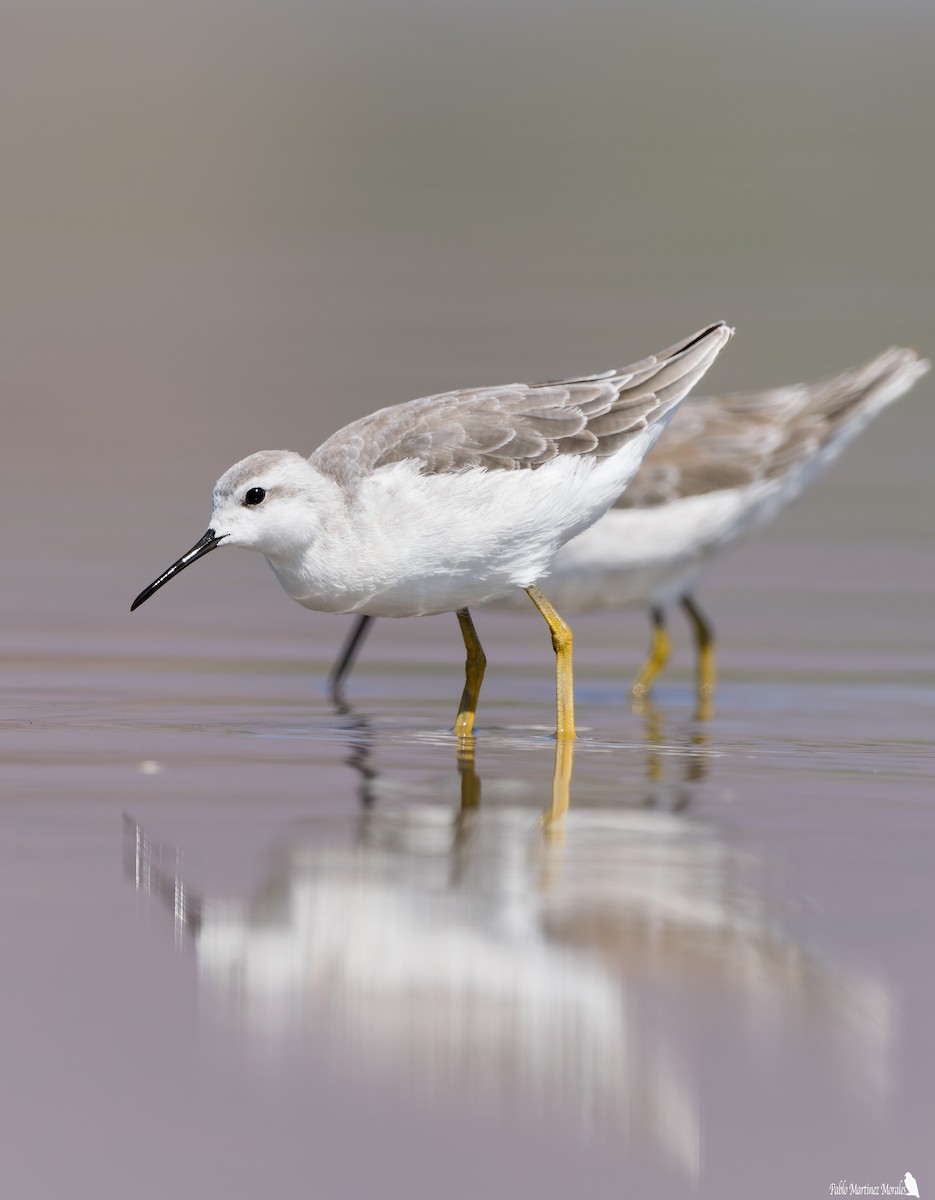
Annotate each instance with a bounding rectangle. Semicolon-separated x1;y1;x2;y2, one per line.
131;450;331;611
208;450;328;555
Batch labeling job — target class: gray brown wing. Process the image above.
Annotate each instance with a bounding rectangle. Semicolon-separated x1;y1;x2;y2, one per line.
310;323;732;483
617;346;928;508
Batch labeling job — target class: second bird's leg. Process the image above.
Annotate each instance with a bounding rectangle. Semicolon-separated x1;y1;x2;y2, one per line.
680;593;716;716
525;584;575;740
328;614;374;698
631;606;670;699
454;608;487;737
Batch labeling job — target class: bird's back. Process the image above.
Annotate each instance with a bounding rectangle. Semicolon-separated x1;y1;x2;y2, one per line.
616;346;929;511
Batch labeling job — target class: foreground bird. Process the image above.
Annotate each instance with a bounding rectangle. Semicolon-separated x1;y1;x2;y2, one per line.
131;322;733;737
329;346;928;709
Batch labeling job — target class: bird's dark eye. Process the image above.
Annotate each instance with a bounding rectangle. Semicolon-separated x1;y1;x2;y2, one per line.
244;487;267;507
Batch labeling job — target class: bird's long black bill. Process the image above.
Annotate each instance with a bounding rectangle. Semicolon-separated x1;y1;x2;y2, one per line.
131;530;223;611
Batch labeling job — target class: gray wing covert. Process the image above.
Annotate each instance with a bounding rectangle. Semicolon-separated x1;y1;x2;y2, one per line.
617;346;926;509
617;386;808;507
310;323;732;483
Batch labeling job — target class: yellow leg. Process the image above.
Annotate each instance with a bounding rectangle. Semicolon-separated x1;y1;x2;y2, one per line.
632;607;670;699
454;608;487;737
526;585;575;740
681;593;716;719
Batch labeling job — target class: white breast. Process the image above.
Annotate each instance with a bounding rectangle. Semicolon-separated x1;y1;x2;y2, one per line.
267;427;666;617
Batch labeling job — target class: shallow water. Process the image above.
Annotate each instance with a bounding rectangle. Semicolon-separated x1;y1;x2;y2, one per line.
2;1;935;1196
2;601;934;1198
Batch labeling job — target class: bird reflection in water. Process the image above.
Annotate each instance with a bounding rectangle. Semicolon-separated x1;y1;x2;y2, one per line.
331;685;709;821
635;699;711;812
124;711;891;1181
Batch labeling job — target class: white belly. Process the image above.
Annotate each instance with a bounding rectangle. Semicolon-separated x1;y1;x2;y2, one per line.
267;434;663;617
